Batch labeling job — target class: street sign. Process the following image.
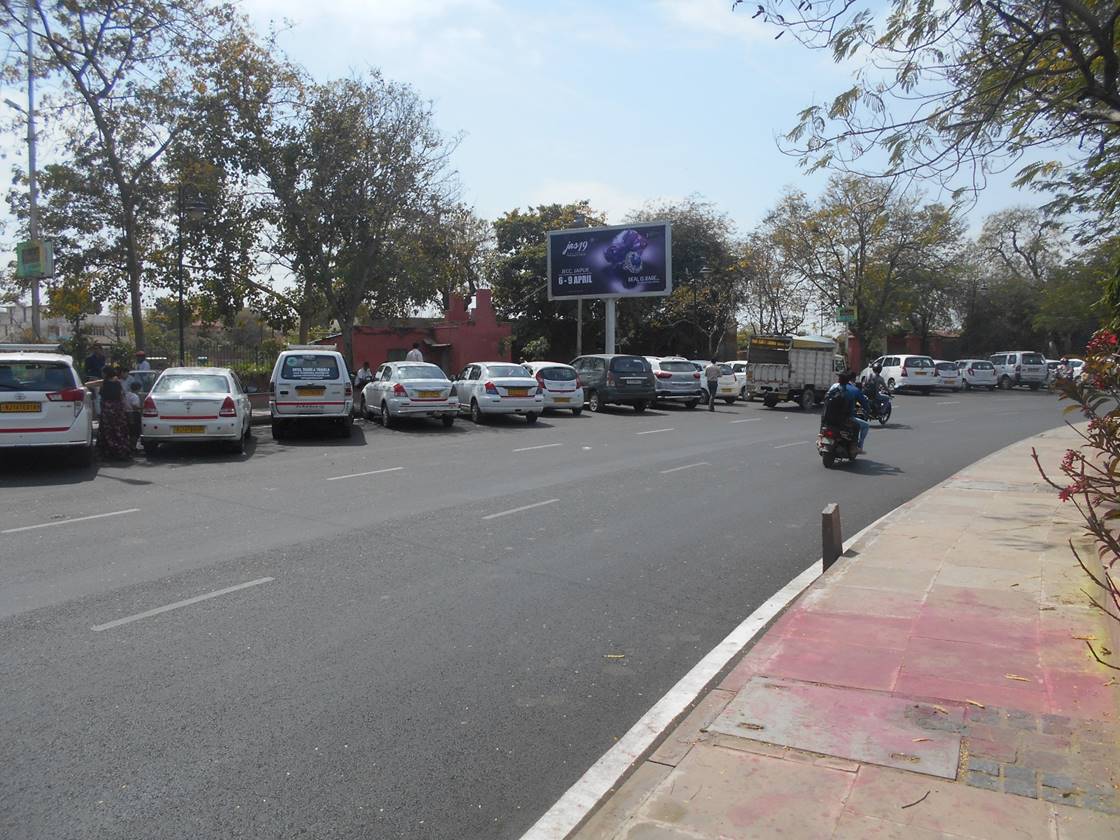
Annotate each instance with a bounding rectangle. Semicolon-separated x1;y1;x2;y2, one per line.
547;221;672;300
835;306;857;323
16;240;53;279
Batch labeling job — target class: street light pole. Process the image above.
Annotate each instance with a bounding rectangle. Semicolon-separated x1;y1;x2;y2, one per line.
25;2;41;341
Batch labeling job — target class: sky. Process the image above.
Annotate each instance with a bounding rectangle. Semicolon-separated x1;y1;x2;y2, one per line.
240;0;1039;232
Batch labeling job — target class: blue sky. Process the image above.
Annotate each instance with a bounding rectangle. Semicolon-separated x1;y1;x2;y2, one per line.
244;0;1038;232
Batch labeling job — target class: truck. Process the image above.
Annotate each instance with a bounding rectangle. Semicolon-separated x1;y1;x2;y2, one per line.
742;334;840;410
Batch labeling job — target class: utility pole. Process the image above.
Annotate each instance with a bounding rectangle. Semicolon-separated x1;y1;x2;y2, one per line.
25;1;41;341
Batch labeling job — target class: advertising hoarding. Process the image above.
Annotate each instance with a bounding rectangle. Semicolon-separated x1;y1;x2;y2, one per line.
547;221;672;300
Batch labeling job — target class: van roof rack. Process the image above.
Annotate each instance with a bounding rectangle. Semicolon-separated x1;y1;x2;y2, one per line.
285;343;329;350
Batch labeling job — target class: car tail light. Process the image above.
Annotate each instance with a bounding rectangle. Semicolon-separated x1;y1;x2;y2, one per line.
46;386;85;402
607;372;616;386
484;381;499;395
535;373;546;390
219;396;237;417
393;383;407;397
575;375;582;388
344;382;353;397
656;371;672;379
822;428;835;438
142;396;158;417
693;371;701;379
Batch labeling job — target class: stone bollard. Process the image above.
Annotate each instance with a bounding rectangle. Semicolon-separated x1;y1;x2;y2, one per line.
822;503;843;571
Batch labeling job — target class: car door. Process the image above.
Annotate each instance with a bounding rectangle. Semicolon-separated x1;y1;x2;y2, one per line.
229;372;250;431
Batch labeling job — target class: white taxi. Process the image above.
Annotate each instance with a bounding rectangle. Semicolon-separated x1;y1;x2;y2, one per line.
0;346;93;466
141;367;252;455
522;361;585;415
453;361;544;423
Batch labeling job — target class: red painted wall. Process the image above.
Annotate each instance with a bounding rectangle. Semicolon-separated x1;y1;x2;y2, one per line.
318;290;511;376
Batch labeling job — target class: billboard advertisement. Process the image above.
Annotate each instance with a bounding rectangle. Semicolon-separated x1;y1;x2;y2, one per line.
547;221;672;300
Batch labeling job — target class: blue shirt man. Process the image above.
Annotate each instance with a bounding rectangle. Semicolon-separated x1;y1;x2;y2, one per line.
827;373;871;452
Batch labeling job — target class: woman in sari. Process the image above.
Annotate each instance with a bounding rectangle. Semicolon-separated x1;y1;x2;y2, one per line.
97;365;133;460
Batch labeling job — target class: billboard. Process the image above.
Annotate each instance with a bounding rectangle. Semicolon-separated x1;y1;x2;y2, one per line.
547;221;672;300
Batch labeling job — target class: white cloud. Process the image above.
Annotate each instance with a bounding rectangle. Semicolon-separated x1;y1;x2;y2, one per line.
655;0;769;43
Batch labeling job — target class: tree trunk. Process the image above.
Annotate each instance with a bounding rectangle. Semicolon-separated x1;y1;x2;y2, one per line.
122;203;145;351
298;313;309;344
340;320;354;371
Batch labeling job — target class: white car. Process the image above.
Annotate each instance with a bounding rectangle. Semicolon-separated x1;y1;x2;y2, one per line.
0;346;93;466
859;355;937;394
727;361;748;400
360;361;458;428
453;361;544;424
645;356;703;408
956;359;997;390
990;350;1047;390
523;361;584;415
690;360;739;405
933;360;962;391
269;346;353;439
141;367;252;455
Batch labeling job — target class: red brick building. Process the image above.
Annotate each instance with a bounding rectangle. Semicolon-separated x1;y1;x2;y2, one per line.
315;290;512;375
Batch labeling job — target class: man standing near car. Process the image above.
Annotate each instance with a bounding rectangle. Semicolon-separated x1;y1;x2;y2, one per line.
405;342;424;362
354;361;374;389
704;358;721;412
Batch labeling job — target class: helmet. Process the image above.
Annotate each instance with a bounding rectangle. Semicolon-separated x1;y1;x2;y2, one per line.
872;363;882;373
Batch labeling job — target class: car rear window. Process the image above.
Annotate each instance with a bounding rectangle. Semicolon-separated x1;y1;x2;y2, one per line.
659;361;695;373
904;357;934;368
281;354;340;380
397;365;445;380
973;361;994;370
719;364;733;375
610;356;648;373
537;366;577;381
0;361;76;391
487;365;531;378
936;363;957;372
154;374;230;394
1021;353;1044;365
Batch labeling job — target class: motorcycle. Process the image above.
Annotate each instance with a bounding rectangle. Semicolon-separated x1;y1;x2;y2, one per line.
817;421;859;469
856;390;892;426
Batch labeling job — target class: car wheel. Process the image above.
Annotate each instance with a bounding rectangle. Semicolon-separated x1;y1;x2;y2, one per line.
525;412;538;425
442;414;455;428
380;402;394;428
142;440;159;457
684;400;698;410
822;453;835;469
763;396;778;408
572;407;582;417
633;400;647;413
588;390;603;413
270;420;284;440
361;396;372;420
71;444;93;468
724;397;736;406
1000;375;1012;390
799;389;815;411
470;399;484;424
1029;383;1040;391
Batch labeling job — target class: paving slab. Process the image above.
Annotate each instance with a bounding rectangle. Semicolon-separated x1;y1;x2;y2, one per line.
708;676;964;779
759;635;904;691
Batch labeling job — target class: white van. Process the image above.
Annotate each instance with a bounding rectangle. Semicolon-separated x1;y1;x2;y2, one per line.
990;351;1047;390
269;346;353;438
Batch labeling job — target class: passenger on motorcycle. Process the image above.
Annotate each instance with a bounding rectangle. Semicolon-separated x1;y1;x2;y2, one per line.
863;363;890;418
827;372;872;454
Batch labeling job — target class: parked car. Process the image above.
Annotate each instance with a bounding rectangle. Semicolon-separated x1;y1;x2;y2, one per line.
453;361;543;423
269;346;353;438
728;361;748;401
361;361;458;428
0;346;93;465
522;361;584;415
990;350;1047;390
859;355;937;394
645;356;702;409
690;360;740;405
933;360;962;391
955;359;997;390
141;367;252;455
570;354;656;413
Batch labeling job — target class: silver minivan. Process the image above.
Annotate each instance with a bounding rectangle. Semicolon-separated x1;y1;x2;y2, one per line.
990;351;1047;390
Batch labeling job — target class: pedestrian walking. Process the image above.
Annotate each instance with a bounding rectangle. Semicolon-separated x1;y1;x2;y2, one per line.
405;342;424;362
704;358;721;411
96;366;132;460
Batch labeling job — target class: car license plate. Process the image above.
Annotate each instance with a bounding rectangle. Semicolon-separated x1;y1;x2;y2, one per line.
298;387;325;396
624;378;644;384
419;390;440;398
554;397;570;404
172;425;205;434
508;388;528;397
1;402;39;412
914;371;927;375
720;387;733;393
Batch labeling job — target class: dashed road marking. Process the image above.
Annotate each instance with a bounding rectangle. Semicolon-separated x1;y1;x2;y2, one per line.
930;418;955;424
513;443;563;453
635;428;674;436
659;462;710;474
326;466;404;482
773;441;809;449
729;418;760;424
2;508;140;535
937;400;961;405
483;498;559;521
91;577;275;632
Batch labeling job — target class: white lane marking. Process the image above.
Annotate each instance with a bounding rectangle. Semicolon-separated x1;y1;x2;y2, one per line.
635;428;674;436
937;400;960;405
91;577;275;632
513;443;563;453
729;418;760;424
2;508;140;535
659;462;710;474
325;466;403;482
930;418;955;424
773;441;809;449
483;498;559;521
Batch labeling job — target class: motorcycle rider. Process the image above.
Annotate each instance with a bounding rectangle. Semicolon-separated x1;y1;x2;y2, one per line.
863;363;890;419
827;371;872;454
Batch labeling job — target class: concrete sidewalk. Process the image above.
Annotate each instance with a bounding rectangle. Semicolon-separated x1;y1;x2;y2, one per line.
572;426;1120;839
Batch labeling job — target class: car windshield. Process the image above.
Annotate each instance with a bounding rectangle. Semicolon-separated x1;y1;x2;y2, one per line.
1022;353;1045;365
281;354;340;380
486;365;530;378
659;361;695;373
904;357;934;368
154;374;229;394
537;366;577;381
397;365;446;380
610;357;647;373
0;361;76;391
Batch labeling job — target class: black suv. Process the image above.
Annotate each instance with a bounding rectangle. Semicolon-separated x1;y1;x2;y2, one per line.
570;354;656;413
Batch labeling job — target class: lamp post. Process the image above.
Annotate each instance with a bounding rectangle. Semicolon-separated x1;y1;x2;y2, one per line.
177;184;209;365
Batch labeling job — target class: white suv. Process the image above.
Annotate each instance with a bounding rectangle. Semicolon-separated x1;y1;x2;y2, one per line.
0;346;93;465
990;351;1047;390
269;346;353;438
859;355;937;394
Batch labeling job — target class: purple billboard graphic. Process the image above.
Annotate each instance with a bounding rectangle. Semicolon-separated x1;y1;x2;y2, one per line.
547;221;672;300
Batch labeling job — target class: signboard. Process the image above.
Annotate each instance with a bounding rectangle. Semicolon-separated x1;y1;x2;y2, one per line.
835;306;857;323
547;221;672;300
16;240;53;279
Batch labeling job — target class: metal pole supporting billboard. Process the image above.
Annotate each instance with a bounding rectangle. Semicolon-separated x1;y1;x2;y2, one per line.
604;298;615;354
576;299;582;356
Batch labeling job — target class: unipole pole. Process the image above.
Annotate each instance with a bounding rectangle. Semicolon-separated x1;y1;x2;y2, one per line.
26;1;40;341
576;298;582;356
604;298;615;354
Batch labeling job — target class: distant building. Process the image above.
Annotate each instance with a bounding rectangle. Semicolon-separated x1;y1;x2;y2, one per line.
0;301;129;346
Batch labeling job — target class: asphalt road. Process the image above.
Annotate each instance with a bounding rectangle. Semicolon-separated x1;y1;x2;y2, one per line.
0;387;1066;839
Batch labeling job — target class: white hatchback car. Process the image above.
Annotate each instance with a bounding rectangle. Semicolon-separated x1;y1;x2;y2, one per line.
727;361;748;400
955;359;997;390
141;367;252;455
690;360;740;405
523;361;584;415
360;361;458;428
933;360;962;391
453;361;544;423
0;347;93;465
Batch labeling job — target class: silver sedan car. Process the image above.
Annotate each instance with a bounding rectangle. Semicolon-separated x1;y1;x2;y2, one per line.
360;361;458;428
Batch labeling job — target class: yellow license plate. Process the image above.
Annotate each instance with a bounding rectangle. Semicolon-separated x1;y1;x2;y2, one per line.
553;397;570;403
508;388;529;397
172;425;205;434
914;371;926;376
1;402;39;412
419;390;440;398
298;387;325;396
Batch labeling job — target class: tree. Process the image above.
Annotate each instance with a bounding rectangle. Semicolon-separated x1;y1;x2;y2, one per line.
894;204;967;353
45;275;100;359
743;1;1120;238
2;0;247;350
1034;240;1111;352
739;231;810;336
